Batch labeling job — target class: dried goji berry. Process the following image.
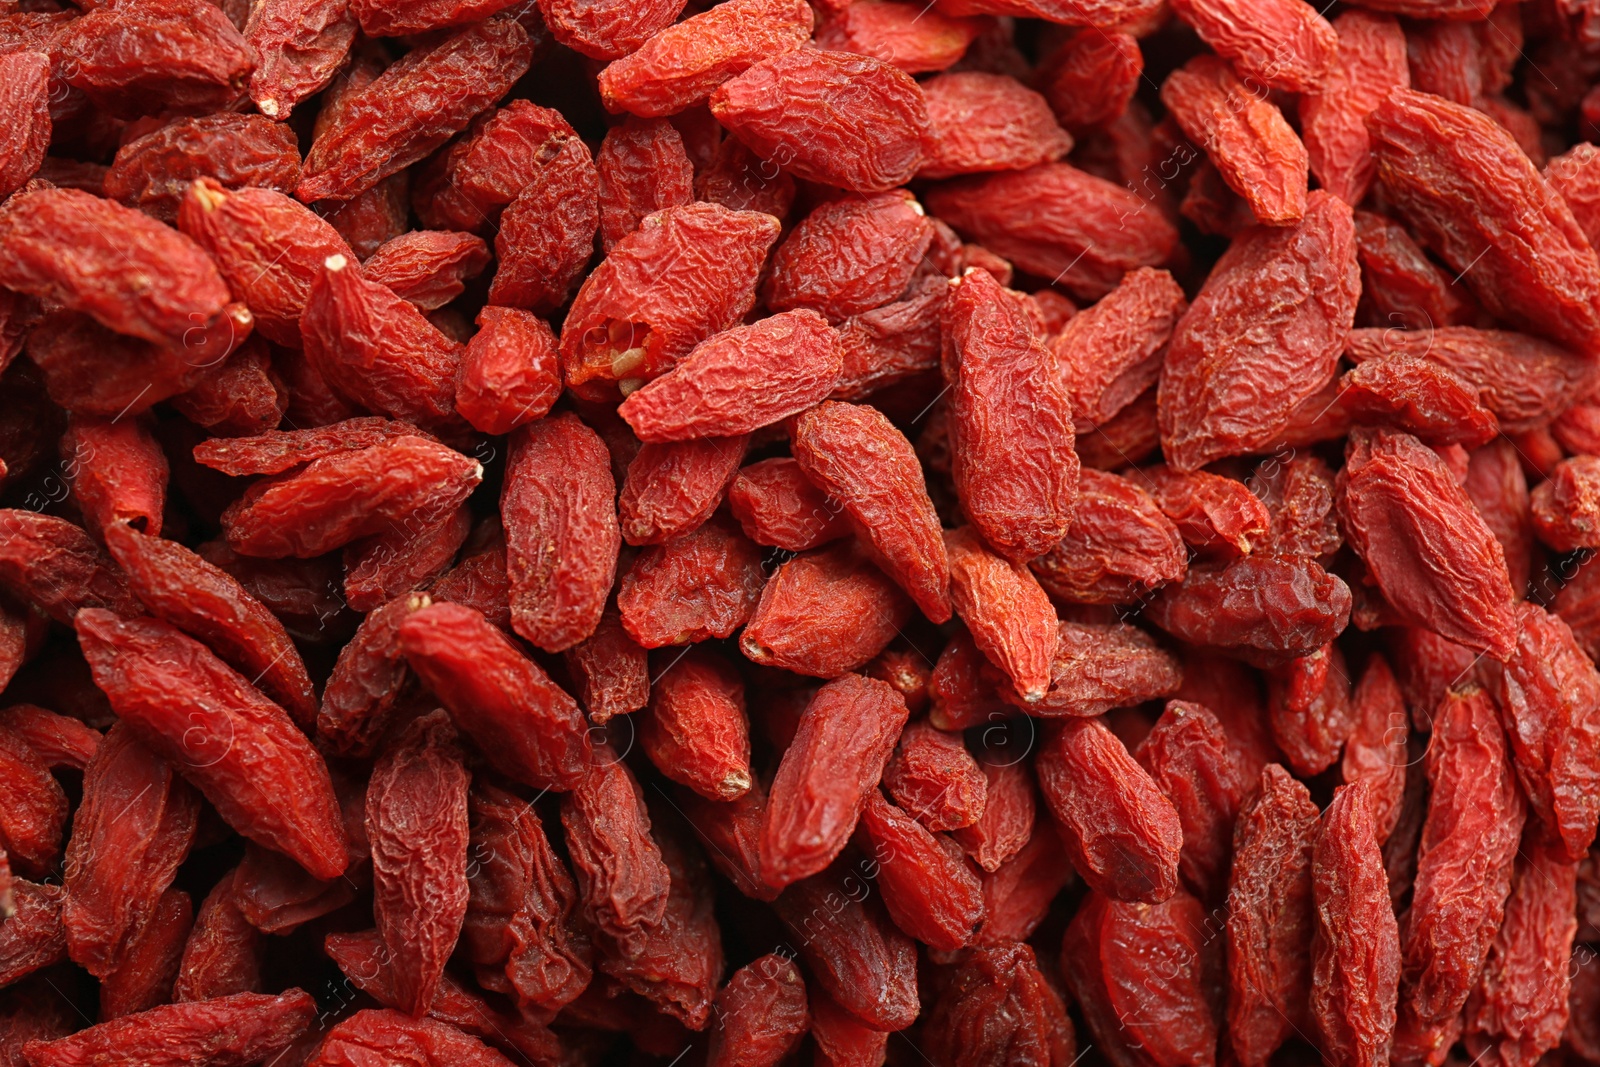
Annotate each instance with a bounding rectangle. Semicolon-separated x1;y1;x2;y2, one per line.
1028;468;1186;604
0;732;63;882
322;929;563;1063
0;50;47;200
296;16;532;203
1147;554;1352;666
99;886;192;1019
1266;642;1354;777
944;526;1056;702
1340;355;1499;448
1227;763;1318;1067
727;457;850;552
75;610;348;881
365;710;470;1017
1311;780;1402;1067
1162;54;1310;224
762;673;910;890
398;602;592;792
560;745;672;950
221;437;480;560
765;193;933;324
560;202;780;393
710;49;929;193
1341;652;1409;843
106;114;301;224
0;878;64;988
244;0;355;120
1462;838;1578;1067
502;412;619;653
1490;602;1600;861
705;954;808;1067
597;116;695;253
739;541;912;678
1158;190;1360;470
0;186;236;358
1036;716;1183;903
1136;700;1247;902
923;162;1179;301
598;0;812;118
617;517;765;647
462;782;590;1013
60;725;193;982
1051;266;1186;431
1338;428;1519;658
60;414;167;538
173;868;261;1003
618;437;743;547
771;864;918;1031
1063;886;1220;1067
1352;208;1477;330
830;277;946;402
1368;89;1600;356
363;231;491;312
856;791;983;950
562;603;648;725
618;311;842;442
22;989;317;1067
0;510;136;625
791;401;951;622
642;647;752;801
1144;464;1271;558
925;942;1075;1067
943;268;1078;563
1392;685;1525;1063
951;751;1033;872
454;307;562;437
170;338;287;437
54;0;252;117
299;254;466;429
881;718;986;833
917;71;1074;180
538;0;683;60
104;522;316;728
301;1008;516;1067
486;135;599;315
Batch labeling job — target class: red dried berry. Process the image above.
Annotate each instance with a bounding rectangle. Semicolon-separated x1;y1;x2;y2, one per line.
740;541;913;678
1227;763;1319;1067
502;412;620;653
1311;781;1403;1067
296;16;532;203
642;647;752;801
618;310;842;442
710;49;930;194
1338;428;1518;658
75;610;348;881
399;602;593;792
1158;190;1360;470
596;0;814;118
791;401;951;622
943;268;1078;563
1036;716;1183;903
455;307;562;436
762;673;910;891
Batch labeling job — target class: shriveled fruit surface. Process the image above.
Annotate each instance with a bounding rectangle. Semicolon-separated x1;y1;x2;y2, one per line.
2;4;1599;1065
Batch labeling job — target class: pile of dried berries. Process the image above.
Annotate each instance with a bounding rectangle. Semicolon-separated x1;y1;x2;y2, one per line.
7;0;1600;1063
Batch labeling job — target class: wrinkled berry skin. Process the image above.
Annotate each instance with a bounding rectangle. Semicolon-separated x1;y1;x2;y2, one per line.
1036;717;1183;904
502;413;620;654
1338;429;1518;659
1158;190;1360;471
943;268;1078;563
710;49;930;194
